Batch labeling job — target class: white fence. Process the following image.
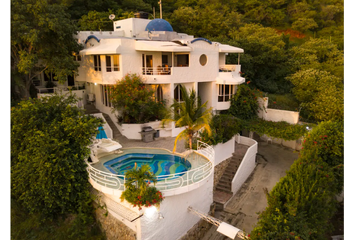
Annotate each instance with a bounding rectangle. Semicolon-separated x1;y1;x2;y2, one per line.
231;135;258;194
86;142;214;194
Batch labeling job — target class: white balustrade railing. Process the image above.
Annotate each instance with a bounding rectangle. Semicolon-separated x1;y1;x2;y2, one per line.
86;141;215;193
142;66;171;75
86;159;125;190
197;140;215;165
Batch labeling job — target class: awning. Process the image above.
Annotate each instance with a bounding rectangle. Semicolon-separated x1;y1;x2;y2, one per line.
135;40;192;52
218;44;244;53
216;76;245;85
80;39;121;55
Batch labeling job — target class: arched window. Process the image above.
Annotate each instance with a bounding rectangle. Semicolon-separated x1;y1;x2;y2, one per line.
157;85;163;102
174;84;183;102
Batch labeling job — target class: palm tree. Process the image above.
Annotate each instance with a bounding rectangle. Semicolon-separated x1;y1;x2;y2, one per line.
162;85;212;152
124;164;157;196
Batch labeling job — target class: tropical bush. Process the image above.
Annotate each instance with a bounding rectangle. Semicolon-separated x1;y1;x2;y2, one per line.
11;94;102;220
243;118;309;141
228;84;263;120
120;165;164;210
200;114;242;146
110;73;168;124
250;121;344;239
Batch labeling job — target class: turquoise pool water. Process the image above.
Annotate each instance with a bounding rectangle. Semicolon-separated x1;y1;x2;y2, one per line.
103;153;192;177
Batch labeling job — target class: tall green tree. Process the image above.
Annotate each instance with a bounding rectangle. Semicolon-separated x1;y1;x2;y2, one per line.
11;0;82;99
228;24;292;93
287;69;343;122
163;86;212;151
11;94;102;219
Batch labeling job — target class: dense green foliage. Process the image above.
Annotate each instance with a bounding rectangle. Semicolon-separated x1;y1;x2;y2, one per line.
11;94;102;220
250;121;343;239
162;85;212;151
228;84;262;120
110;73;168;123
200;114;242;146
11;0;81;99
11;198;106;240
120;165;164;210
243;118;309;141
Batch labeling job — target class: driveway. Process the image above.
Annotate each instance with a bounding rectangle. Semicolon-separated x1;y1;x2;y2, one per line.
202;141;299;240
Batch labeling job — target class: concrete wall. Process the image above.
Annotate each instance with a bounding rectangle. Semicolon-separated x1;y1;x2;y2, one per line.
213;136;235;166
231;135;257;194
140;174;213;240
95;173;213;240
264;109;299;124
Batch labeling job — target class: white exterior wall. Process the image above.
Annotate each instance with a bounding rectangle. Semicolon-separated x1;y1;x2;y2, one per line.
213;136;235;166
140;174;213;240
264;109;299;124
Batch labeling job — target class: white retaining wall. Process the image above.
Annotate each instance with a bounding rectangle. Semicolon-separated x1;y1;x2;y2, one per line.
231;135;257;194
213;136;235;166
264;109;299;124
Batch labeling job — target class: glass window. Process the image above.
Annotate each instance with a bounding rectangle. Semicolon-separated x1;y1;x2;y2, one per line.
157;85;163;102
113;55;119;71
106;56;112;72
199;54;207;66
175;54;189;67
94;55;101;71
218;84;236;102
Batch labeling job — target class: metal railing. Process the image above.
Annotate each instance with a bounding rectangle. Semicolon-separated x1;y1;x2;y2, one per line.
85;141;214;193
142;66;171;75
197;140;215;165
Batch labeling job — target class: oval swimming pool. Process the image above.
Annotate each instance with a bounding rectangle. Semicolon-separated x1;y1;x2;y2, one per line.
103;153;192;177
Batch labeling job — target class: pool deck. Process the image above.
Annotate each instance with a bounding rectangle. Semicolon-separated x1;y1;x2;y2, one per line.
111;132;188;154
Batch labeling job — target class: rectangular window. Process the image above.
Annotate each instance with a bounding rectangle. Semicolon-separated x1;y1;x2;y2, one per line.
106;56;112;72
175;54;189;67
218;85;235;102
101;84;112;107
162;55;168;66
94;55;101;71
113;55;119;71
106;55;120;72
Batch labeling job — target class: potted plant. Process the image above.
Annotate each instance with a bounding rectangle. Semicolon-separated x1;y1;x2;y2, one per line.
120;164;164;210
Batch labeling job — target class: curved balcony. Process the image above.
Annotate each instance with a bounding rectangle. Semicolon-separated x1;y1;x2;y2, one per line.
86;141;214;197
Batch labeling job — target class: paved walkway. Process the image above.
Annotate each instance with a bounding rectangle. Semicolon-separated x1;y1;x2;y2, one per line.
202;142;298;240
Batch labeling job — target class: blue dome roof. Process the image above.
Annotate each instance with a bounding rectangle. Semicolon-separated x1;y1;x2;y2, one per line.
145;19;173;32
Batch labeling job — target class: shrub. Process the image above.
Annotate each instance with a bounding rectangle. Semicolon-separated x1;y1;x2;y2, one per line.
228;84;263;120
11;94;102;220
250;121;343;239
120;165;164;210
200;114;242;146
243;118;309;141
110;73;168;123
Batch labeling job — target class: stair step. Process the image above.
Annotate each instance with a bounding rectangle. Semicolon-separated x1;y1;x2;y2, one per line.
219;179;232;186
215;186;232;194
217;181;231;189
224;170;236;175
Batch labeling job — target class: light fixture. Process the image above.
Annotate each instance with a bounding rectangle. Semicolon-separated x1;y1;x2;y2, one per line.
94;83;97;85
158;212;164;219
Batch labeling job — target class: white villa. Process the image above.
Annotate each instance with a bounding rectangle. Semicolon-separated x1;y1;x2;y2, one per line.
37;15;245;138
36;15;255;240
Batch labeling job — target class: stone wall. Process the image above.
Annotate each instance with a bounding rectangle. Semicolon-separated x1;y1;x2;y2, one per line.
94;203;137;240
213;158;231;190
178;218;213;240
